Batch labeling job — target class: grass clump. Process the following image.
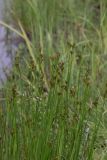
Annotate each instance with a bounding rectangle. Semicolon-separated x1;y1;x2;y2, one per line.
0;0;107;159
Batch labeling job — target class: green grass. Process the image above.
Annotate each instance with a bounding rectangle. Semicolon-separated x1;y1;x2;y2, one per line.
1;0;107;159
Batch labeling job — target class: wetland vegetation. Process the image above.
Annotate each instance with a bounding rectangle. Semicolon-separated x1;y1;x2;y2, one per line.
0;0;107;159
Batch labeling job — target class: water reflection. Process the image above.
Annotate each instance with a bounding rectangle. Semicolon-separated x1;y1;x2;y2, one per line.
0;0;15;87
0;26;12;85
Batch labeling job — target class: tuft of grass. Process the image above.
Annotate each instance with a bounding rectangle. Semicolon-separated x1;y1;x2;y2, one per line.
1;0;107;159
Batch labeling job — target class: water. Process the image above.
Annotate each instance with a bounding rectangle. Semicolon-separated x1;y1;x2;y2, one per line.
0;0;15;87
